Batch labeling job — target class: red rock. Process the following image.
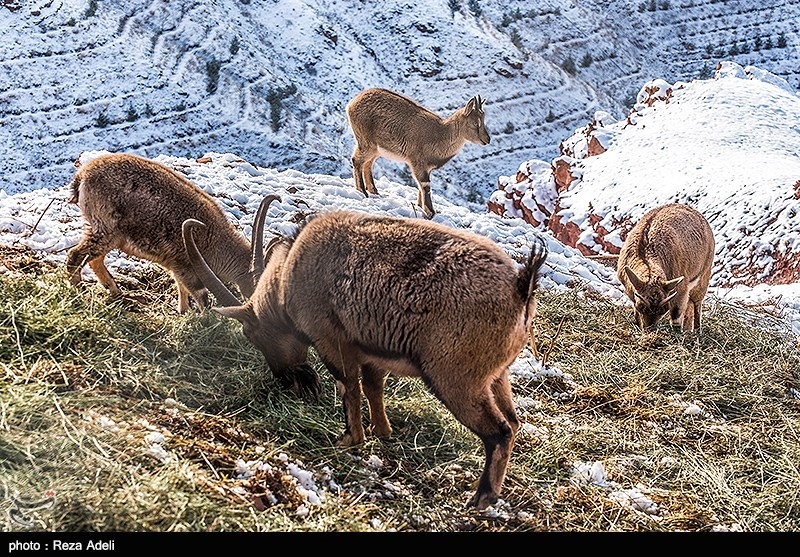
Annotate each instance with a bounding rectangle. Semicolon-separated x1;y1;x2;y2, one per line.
587;135;606;156
487;199;505;217
552;158;577;193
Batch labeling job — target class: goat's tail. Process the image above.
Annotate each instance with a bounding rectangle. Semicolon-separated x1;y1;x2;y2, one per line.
67;175;81;204
517;236;549;321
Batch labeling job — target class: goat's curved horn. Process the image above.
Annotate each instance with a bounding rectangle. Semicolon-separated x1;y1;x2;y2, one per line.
250;194;281;275
663;275;685;290
625;266;647;292
661;290;678;305
263;235;282;260
182;218;243;308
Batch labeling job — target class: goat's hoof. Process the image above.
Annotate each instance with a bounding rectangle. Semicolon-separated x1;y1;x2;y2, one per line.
468;490;499;511
336;433;364;448
366;424;392;439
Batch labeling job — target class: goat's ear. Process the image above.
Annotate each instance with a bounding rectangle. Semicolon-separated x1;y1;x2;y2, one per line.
465;97;477;114
477;95;485;110
664;276;685;290
625;266;647;291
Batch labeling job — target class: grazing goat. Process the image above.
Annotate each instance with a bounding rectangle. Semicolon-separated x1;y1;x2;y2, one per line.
346;88;491;219
183;198;549;510
66;153;271;314
617;203;715;331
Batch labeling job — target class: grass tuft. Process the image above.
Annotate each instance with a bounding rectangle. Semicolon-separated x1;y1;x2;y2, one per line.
1;246;799;531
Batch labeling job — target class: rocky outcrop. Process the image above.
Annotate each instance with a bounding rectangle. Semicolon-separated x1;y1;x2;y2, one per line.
488;160;557;228
559;111;616;159
488;65;800;288
489;109;620;255
552;156;578;193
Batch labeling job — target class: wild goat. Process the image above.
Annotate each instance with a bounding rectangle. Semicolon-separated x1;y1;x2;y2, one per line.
183;198;549;510
66;153;271;314
346;87;491;219
617;203;715;331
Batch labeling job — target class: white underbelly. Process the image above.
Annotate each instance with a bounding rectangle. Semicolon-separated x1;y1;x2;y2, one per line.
377;146;408;164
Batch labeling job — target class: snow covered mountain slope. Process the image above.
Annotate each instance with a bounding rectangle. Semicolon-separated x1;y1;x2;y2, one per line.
2;0;798;208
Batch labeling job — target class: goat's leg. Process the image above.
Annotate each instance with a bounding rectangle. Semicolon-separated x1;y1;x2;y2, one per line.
361;364;392;438
411;165;435;219
351;154;366;195
173;271;209;314
689;287;706;331
491;373;520;437
176;283;208;314
670;293;691;330
66;231;116;290
363;156;379;194
352;145;378;196
692;299;702;331
175;284;191;314
87;257;122;297
692;268;712;332
314;339;366;447
682;302;696;332
429;371;516;510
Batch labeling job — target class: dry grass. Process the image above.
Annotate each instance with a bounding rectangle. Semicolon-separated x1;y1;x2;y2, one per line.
1;245;799;532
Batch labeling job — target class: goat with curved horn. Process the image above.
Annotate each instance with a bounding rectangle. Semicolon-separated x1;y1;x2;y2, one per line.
186;202;549;511
617;203;714;331
183;194;322;399
66;153;267;313
183;194;281;308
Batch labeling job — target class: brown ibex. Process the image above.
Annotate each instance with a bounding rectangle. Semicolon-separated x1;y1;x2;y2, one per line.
346;88;491;219
66;153;271;314
617;203;715;331
183;198;549;510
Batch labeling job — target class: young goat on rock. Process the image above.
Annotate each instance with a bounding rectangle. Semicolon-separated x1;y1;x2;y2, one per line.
183;198;548;510
346;88;491;219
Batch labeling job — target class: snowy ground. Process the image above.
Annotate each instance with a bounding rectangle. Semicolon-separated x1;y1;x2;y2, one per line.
2;145;799;339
